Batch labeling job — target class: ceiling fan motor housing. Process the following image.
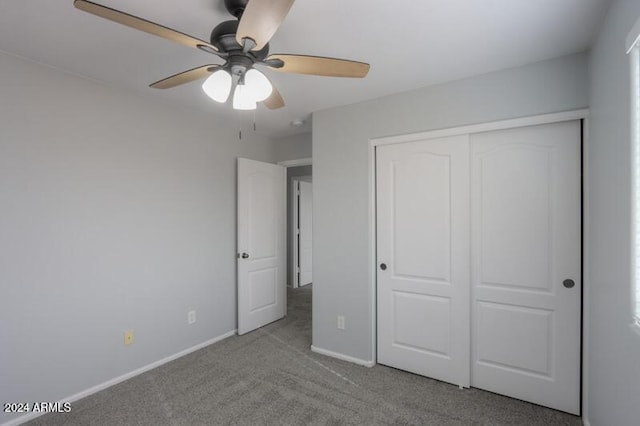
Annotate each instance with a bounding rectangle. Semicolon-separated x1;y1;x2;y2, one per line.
210;19;269;76
211;20;267;53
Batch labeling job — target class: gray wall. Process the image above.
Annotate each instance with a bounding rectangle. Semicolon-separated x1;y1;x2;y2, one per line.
275;132;312;162
587;0;640;424
286;166;313;286
312;52;589;362
0;52;280;424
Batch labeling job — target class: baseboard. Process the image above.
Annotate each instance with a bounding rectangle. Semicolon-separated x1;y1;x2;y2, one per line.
1;330;237;426
582;417;591;426
310;345;375;367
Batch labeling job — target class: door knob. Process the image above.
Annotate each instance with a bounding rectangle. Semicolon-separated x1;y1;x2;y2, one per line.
563;279;575;288
241;252;249;259
380;263;387;271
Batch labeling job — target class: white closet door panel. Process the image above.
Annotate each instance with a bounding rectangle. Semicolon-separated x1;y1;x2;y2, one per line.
377;135;470;387
478;146;551;290
470;121;581;415
393;153;451;281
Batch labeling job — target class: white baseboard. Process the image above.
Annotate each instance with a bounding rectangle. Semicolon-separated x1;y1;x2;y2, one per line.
310;345;375;367
582;418;591;426
1;330;237;426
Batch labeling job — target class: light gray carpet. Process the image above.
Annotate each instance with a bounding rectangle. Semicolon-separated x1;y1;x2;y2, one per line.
27;285;581;425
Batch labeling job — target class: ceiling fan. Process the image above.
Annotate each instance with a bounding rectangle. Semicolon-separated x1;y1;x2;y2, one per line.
73;0;370;110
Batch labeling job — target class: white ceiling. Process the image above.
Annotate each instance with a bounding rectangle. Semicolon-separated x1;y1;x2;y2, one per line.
0;0;611;139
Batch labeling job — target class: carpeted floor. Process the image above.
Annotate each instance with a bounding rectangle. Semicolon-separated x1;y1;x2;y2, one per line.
27;285;581;425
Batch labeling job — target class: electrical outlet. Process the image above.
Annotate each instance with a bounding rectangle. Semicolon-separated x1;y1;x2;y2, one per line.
188;310;196;325
124;330;134;346
337;315;345;330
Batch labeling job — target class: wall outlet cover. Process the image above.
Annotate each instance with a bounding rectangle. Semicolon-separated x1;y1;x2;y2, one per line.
124;330;134;346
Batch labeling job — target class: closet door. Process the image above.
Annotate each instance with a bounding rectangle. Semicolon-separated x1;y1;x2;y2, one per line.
470;121;581;414
376;135;470;387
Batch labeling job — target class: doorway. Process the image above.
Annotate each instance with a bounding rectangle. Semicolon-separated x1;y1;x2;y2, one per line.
281;159;313;347
286;164;313;288
292;178;313;287
236;157;312;337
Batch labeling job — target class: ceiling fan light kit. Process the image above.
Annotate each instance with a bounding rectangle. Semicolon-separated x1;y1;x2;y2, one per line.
233;83;257;110
244;69;272;102
73;0;370;111
202;69;232;103
201;68;271;110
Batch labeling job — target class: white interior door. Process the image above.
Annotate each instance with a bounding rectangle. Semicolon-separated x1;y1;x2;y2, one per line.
237;158;285;335
298;181;313;286
376;135;471;387
470;121;581;414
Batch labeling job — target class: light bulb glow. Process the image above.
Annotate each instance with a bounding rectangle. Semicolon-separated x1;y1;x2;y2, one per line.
202;70;232;103
244;69;273;102
232;84;257;110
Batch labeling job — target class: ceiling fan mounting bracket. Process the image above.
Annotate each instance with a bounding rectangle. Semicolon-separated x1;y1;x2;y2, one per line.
223;0;249;19
242;38;257;53
197;44;225;57
263;59;284;69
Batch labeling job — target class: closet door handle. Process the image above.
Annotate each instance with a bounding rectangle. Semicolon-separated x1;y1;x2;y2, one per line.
563;279;575;288
380;263;387;271
239;252;249;259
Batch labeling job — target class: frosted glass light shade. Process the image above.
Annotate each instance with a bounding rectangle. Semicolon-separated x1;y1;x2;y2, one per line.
202;70;232;103
244;69;273;102
233;84;257;110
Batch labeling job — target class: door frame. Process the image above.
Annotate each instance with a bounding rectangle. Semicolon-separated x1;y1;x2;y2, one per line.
368;109;590;415
278;158;313;289
291;176;313;288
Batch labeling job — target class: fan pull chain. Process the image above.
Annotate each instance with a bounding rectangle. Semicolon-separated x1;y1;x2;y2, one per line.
236;110;258;140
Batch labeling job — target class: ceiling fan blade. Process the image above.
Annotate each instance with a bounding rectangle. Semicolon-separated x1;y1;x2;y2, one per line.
149;65;219;89
236;0;295;51
266;54;370;78
73;0;219;53
263;84;285;110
